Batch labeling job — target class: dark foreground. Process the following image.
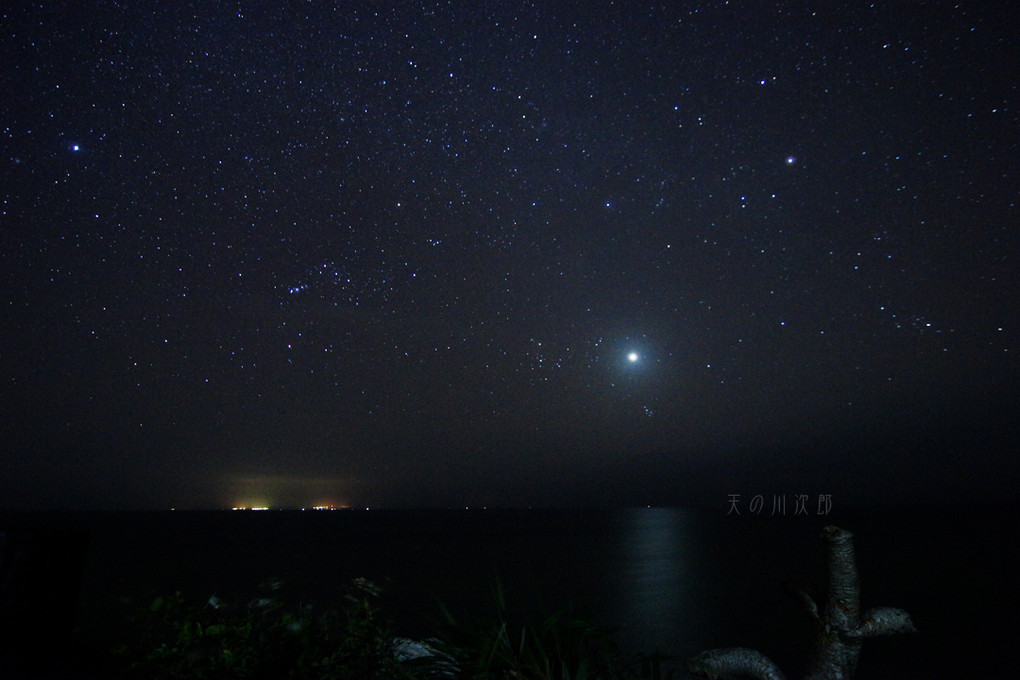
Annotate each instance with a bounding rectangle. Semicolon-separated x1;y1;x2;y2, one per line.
1;504;1016;678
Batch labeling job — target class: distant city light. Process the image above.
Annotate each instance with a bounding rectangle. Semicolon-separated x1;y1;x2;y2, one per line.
231;503;353;511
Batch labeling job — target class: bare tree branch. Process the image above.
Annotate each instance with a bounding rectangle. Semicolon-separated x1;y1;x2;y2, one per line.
688;526;916;680
687;647;788;680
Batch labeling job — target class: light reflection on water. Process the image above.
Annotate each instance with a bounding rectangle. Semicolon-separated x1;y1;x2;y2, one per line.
610;508;707;655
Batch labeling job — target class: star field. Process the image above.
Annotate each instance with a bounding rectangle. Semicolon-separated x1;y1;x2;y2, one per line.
1;1;1017;509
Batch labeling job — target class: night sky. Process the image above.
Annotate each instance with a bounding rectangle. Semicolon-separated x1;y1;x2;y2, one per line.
2;2;1017;510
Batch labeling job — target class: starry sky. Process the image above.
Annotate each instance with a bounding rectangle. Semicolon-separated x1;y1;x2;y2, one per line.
2;1;1018;510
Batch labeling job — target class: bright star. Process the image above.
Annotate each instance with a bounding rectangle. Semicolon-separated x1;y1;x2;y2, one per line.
785;156;796;165
627;352;640;363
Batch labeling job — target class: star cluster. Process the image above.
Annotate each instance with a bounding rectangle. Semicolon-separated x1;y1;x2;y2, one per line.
1;2;1017;508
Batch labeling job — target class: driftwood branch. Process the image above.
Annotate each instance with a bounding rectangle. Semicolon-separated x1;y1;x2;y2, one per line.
843;607;916;638
688;647;788;680
688;526;915;680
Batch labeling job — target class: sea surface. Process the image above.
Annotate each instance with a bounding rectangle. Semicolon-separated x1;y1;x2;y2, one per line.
2;504;1016;678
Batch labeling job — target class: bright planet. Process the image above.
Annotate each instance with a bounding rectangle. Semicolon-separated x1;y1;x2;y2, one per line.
0;1;1015;512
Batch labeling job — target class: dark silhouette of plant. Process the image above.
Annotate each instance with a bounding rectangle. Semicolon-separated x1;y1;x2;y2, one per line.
430;580;630;680
101;576;676;680
112;577;412;680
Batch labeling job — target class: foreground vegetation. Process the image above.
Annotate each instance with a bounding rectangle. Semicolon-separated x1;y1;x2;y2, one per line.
76;526;914;679
93;577;676;680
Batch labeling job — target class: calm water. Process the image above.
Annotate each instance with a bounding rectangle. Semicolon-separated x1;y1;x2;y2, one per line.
4;505;1017;678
